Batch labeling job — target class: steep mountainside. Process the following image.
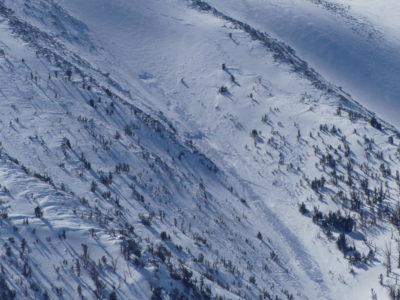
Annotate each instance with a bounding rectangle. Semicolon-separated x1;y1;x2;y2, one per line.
0;0;400;299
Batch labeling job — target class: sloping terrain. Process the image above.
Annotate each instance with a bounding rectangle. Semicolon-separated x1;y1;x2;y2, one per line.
195;0;400;127
0;0;399;299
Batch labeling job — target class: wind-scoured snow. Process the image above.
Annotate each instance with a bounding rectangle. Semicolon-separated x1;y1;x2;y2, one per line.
0;0;399;299
193;0;400;128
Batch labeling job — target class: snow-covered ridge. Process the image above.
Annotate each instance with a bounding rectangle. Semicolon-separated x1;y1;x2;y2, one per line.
188;0;394;129
201;0;400;127
0;0;400;299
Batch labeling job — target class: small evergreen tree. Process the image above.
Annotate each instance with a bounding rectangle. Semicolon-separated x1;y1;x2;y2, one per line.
336;233;347;252
34;206;43;218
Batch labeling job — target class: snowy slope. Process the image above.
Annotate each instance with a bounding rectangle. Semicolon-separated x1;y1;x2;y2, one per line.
197;0;400;127
0;0;400;299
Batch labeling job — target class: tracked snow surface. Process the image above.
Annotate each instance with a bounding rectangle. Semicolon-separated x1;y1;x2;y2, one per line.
0;0;399;299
